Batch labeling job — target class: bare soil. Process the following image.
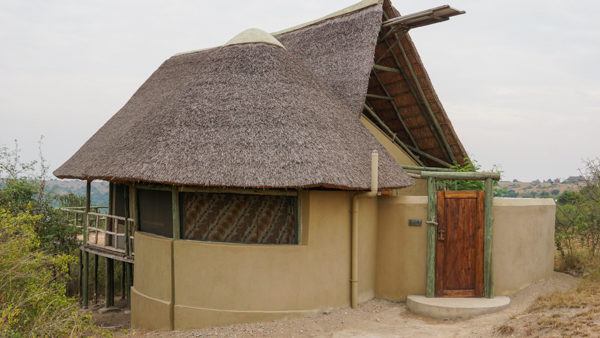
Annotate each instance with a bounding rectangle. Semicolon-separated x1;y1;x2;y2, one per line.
121;272;577;337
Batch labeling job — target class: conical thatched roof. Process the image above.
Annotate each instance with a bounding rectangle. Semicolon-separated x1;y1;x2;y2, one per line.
54;0;415;190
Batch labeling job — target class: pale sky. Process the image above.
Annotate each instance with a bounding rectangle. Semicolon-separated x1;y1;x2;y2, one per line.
1;0;598;181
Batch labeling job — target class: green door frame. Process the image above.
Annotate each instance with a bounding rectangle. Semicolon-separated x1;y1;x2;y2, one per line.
421;171;500;299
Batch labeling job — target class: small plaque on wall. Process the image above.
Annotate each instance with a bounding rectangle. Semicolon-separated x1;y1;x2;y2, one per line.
408;219;422;227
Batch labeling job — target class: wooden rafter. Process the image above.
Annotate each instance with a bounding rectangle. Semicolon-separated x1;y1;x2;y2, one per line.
391;30;456;164
379;36;451;163
370;69;419;149
363;103;424;166
406;144;452;168
366;93;394;101
379;5;464;43
373;64;401;73
377;11;456;164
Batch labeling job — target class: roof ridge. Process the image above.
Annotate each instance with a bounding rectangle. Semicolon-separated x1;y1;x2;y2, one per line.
225;28;285;48
173;0;382;57
273;0;383;36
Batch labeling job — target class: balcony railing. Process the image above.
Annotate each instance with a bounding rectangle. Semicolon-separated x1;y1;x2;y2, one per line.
61;207;135;261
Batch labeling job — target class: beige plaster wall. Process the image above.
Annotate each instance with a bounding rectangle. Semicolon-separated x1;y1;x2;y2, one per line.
131;232;174;330
375;196;556;301
376;196;428;301
171;190;364;329
395;178;427;196
358;196;378;303
493;198;556;295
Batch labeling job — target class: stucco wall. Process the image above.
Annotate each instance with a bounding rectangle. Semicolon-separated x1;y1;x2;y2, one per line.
171;190;376;329
131;190;381;330
492;198;556;295
131;232;174;330
375;196;556;301
358;196;378;303
376;196;428;300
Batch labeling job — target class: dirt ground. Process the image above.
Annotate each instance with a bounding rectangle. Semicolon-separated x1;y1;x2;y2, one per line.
116;272;577;337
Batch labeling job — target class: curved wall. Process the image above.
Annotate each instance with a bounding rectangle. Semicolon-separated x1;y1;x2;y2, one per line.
131;190;379;330
131;232;174;330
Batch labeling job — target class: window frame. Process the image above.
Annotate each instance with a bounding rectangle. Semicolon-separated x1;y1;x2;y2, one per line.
136;185;174;238
178;187;302;245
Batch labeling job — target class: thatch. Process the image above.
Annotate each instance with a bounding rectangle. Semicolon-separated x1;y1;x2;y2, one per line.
54;0;414;190
365;1;467;166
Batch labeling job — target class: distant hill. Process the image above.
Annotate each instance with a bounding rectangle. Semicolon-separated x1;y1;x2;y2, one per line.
45;179;109;207
496;178;584;198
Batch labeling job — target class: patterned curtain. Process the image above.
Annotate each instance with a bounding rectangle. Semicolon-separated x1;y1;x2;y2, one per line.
182;192;298;244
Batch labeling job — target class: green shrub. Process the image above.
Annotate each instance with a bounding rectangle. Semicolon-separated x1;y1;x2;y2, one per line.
0;208;104;337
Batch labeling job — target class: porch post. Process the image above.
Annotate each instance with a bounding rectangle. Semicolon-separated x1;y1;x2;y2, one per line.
105;182;115;308
425;177;437;297
170;187;180;330
82;180;91;308
124;184;136;305
105;257;114;307
93;254;99;303
483;178;494;298
172;187;180;239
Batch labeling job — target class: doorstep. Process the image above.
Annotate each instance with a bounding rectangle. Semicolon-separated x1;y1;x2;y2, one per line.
406;295;511;320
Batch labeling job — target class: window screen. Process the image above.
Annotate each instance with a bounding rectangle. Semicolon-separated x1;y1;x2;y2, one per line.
137;189;173;238
182;192;298;244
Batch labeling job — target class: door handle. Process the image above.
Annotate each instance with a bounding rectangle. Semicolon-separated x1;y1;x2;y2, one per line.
437;227;446;241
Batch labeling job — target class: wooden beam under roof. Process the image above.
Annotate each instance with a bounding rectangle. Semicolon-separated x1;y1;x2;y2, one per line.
363;103;424;166
373;64;401;73
370;69;419;149
378;5;464;46
378;34;455;165
382;5;465;28
392;30;457;164
366;93;394;101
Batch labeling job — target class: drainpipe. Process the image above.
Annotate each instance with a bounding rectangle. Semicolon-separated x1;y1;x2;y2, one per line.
351;150;379;309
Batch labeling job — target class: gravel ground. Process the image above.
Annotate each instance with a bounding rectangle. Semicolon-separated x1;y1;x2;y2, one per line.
126;272;577;337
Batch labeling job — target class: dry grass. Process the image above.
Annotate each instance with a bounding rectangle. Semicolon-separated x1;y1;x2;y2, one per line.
497;262;600;337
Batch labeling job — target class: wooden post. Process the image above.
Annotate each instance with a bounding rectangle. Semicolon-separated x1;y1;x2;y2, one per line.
78;249;83;305
170;187;180;330
121;261;126;300
484;177;494;298
93;254;99;304
426;177;437;297
105;258;115;307
124;263;131;305
172;188;180;239
82;251;89;308
82;180;91;308
128;184;137;231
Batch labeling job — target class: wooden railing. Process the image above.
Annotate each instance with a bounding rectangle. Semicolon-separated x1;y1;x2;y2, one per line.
61;207;135;260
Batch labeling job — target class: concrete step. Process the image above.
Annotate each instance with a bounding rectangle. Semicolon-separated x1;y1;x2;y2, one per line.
406;295;510;319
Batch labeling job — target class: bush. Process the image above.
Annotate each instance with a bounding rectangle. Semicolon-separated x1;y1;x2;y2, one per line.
555;159;600;274
0;209;104;336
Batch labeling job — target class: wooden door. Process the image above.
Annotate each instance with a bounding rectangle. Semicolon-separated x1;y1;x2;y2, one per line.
435;190;484;297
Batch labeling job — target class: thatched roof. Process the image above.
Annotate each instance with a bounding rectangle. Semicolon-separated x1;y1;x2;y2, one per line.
54;0;415;190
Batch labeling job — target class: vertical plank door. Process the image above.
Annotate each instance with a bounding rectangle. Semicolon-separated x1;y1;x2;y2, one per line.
435;190;484;297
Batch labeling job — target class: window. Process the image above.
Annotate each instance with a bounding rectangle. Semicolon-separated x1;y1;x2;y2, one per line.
181;192;298;244
137;188;173;238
